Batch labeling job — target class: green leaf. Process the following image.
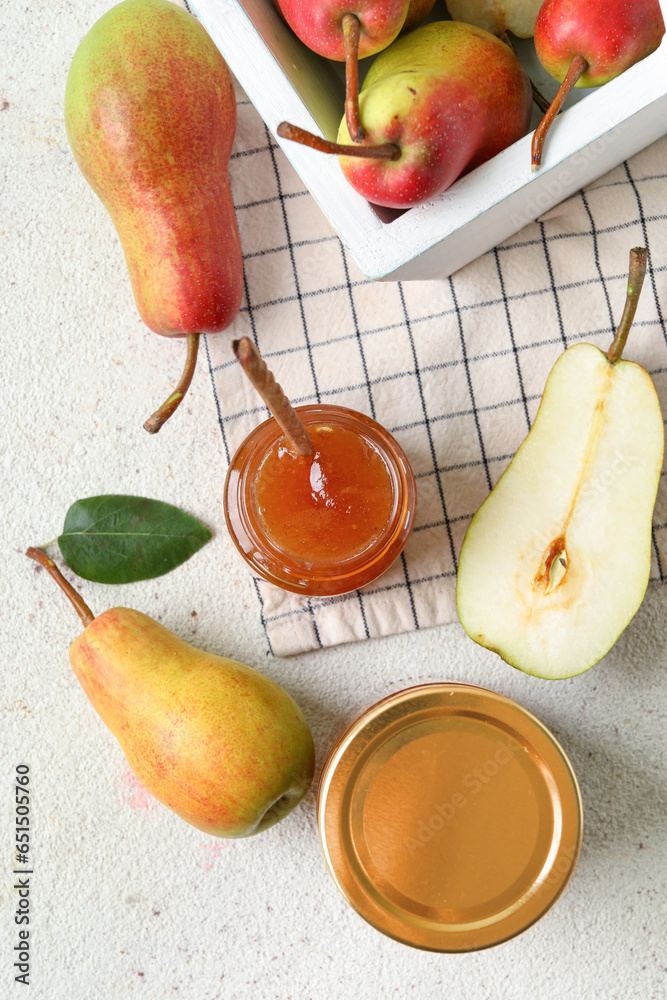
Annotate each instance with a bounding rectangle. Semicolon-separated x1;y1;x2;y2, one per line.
57;495;212;584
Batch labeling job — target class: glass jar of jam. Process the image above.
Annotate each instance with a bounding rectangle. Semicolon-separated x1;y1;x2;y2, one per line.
224;404;416;596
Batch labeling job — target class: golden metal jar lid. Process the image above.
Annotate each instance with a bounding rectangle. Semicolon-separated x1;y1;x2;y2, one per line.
317;683;582;952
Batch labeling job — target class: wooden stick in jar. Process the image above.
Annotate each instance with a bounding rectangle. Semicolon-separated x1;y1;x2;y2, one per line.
232;337;313;456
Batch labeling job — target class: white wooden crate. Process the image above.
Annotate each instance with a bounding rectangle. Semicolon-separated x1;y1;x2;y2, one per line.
190;0;667;280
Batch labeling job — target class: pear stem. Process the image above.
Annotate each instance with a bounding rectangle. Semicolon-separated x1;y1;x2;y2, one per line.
232;337;313;456
342;13;364;142
531;54;588;171
606;247;648;364
144;332;200;434
26;547;95;628
277;121;400;161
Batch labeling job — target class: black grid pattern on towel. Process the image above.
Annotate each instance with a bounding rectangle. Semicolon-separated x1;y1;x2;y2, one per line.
203;90;667;656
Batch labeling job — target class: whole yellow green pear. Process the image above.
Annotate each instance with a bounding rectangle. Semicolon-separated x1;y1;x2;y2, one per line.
27;549;315;837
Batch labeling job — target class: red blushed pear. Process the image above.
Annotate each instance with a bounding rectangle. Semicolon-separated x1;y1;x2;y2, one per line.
64;0;244;433
26;548;315;838
274;0;435;141
532;0;665;168
278;21;532;210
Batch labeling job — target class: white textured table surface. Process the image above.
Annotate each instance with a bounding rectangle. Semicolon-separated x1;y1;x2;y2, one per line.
2;2;666;999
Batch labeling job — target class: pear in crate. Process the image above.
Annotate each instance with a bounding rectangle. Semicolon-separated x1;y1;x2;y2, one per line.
26;549;315;837
65;0;243;433
279;21;532;209
456;249;664;679
531;0;665;168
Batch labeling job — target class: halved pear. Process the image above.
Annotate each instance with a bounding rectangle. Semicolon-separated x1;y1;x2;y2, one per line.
456;249;664;679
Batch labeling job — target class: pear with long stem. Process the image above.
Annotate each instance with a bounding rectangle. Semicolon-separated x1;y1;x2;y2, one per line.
531;0;665;169
26;547;315;836
274;0;435;143
65;0;244;434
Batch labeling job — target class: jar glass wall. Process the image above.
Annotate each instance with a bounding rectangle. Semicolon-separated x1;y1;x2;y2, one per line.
224;404;417;596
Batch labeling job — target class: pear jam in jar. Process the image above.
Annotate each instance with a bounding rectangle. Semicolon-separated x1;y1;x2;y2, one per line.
224;405;416;596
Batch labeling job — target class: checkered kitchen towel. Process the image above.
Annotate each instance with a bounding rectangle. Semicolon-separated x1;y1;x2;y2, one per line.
179;7;667;656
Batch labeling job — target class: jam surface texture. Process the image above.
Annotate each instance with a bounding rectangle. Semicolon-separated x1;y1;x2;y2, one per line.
253;423;394;565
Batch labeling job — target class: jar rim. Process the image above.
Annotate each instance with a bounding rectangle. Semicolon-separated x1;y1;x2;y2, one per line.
224;405;417;596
